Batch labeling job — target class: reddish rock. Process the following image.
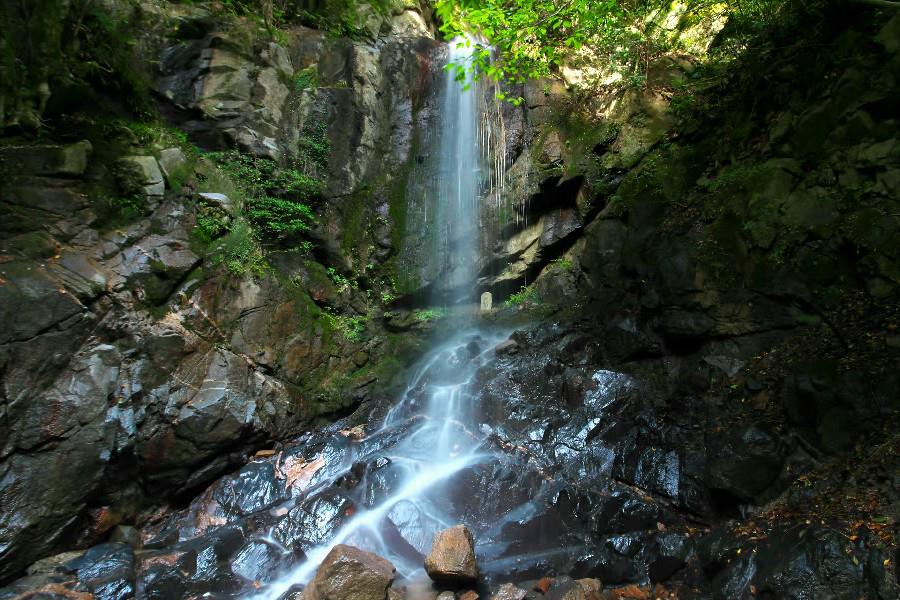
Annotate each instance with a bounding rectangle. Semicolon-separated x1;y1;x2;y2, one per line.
600;584;649;599
304;544;396;600
534;577;553;594
459;591;480;600
424;525;479;585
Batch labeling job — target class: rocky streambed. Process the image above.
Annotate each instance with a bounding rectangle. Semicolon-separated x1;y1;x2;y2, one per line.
1;2;899;599
2;322;895;599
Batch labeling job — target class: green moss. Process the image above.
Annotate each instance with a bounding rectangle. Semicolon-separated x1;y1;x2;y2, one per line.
5;231;57;259
208;150;321;199
340;190;370;256
700;162;766;193
116;120;191;148
698;211;748;288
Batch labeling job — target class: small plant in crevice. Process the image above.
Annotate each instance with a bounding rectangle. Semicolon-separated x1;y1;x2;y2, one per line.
207;150;321;199
195;212;230;244
324;310;367;342
414;308;446;321
327;267;357;292
92;163;149;227
701;163;765;193
205;150;320;245
111;120;191;148
550;257;573;271
297;121;330;176
246;195;316;236
294;66;319;92
505;285;539;307
207;219;268;277
95;194;148;226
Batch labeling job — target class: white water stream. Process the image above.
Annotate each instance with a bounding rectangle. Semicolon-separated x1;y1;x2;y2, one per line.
256;39;497;599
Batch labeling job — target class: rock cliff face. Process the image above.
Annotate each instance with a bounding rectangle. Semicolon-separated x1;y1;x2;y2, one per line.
0;1;898;597
0;1;444;581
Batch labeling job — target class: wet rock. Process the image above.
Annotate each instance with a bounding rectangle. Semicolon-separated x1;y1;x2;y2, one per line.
0;342;123;581
1;543;136;600
137;524;248;598
230;541;292;584
544;576;603;600
598;584;649;599
181;460;289;534
64;543;135;600
647;533;692;583
458;591;479;600
305;544;395;600
494;339;519;356
491;583;527;600
424;525;479;585
386;500;444;556
109;525;143;549
698;523;898;600
112;231;200;303
272;489;354;553
707;426;786;502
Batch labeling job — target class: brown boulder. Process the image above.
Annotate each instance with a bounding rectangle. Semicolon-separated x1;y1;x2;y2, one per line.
304;544;396;600
424;525;479;585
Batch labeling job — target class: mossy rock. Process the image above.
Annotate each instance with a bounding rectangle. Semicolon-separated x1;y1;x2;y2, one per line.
3;231;58;259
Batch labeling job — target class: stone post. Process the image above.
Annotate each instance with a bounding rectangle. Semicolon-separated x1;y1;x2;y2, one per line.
480;292;492;312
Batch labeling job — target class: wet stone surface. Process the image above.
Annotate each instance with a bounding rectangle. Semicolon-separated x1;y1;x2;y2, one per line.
2;323;897;599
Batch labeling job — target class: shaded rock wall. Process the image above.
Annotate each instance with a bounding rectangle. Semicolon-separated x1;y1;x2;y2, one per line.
0;1;445;582
488;4;900;543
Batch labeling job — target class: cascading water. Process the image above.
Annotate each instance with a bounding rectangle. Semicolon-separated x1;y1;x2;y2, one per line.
256;38;502;598
244;40;630;599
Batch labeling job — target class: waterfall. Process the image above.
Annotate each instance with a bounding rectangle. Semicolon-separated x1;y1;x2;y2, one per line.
255;39;502;598
433;38;481;307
